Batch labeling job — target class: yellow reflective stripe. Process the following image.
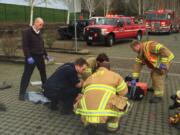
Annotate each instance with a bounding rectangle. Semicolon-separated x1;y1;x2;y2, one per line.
176;91;180;99
155;44;162;53
177;99;180;104
161;57;169;63
84;67;92;73
107;122;119;129
75;109;124;117
83;84;116;94
168;54;174;62
154;90;163;96
132;72;139;78
135;57;142;63
85;116;100;123
117;80;127;92
80;97;87;110
98;92;112;110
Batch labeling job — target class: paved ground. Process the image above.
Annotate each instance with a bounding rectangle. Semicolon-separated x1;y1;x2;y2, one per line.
0;33;180;135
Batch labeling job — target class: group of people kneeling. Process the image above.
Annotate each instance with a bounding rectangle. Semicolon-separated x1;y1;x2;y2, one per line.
42;53;130;134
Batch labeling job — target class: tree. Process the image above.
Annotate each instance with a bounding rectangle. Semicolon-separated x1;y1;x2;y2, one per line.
104;0;114;15
83;0;95;18
63;0;72;24
24;0;51;26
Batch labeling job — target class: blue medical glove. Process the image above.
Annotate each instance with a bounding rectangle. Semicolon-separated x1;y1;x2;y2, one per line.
27;57;35;64
159;63;167;70
45;55;51;61
131;79;136;86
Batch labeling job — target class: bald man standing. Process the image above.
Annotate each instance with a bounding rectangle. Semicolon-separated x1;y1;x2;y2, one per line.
19;17;49;101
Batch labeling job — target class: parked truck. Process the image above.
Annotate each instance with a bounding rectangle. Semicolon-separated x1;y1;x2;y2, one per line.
84;15;146;46
57;19;89;40
144;9;179;34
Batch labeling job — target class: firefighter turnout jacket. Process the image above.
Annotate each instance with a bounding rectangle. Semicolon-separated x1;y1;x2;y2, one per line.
132;41;174;79
74;67;128;125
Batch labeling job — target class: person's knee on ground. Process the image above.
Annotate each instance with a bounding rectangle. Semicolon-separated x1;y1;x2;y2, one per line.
61;88;81;114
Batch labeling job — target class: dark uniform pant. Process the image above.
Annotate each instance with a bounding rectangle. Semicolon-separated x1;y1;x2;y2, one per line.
44;87;81;111
19;54;47;96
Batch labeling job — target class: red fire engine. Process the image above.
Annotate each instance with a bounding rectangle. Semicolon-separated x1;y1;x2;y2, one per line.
84;15;146;46
144;9;179;34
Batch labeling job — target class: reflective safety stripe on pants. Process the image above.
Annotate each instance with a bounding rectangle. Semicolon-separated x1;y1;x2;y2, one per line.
107;122;119;129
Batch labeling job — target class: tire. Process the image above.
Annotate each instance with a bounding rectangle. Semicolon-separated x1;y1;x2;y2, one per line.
106;35;114;47
86;41;92;46
137;32;142;41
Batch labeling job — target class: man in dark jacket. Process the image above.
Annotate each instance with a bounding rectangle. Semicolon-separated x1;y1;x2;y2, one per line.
43;58;88;115
19;17;50;101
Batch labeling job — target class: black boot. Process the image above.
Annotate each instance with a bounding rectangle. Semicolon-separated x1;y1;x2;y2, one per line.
170;95;177;100
87;124;97;135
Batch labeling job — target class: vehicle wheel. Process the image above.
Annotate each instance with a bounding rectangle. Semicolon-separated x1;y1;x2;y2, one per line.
86;41;92;46
137;32;142;41
106;35;114;47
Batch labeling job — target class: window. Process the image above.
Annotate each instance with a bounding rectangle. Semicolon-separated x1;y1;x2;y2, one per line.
126;18;131;25
118;18;124;27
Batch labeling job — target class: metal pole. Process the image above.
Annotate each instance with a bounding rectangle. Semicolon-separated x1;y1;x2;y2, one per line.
74;0;78;52
104;0;106;16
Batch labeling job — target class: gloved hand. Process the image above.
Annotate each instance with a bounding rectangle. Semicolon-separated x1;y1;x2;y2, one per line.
131;79;136;86
159;63;167;70
27;57;35;64
45;55;51;62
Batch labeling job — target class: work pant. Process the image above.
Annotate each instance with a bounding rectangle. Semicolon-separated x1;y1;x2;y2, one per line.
44;87;81;111
81;115;122;131
151;69;166;97
81;107;126;131
19;54;47;96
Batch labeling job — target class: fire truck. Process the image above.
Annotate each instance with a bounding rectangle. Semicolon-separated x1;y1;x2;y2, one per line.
84;15;146;46
144;9;180;34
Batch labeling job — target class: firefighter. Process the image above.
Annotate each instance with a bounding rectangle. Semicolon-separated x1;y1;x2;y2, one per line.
74;61;129;134
130;40;174;103
81;53;109;80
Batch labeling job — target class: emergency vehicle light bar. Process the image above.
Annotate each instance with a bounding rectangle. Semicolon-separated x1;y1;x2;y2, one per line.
106;14;124;18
